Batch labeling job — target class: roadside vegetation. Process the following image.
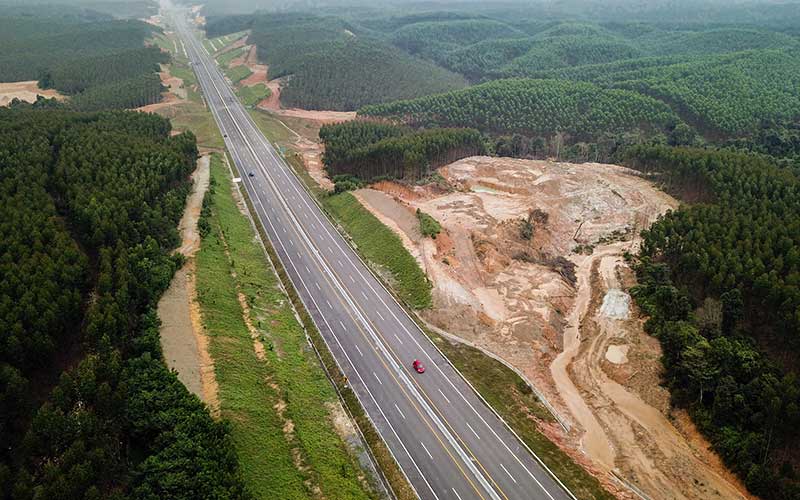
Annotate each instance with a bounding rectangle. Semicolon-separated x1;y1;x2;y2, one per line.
195;154;376;499
237;83;271;107
324;192;433;309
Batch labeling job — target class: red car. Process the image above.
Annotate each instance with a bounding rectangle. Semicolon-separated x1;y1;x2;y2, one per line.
412;359;425;374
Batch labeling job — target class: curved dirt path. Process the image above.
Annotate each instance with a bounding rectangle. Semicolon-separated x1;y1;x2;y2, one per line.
550;245;622;470
552;243;751;499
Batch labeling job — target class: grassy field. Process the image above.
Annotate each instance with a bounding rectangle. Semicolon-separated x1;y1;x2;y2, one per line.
195;154;376;499
238;83;271;107
225;64;253;84
217;46;247;67
323;193;432;310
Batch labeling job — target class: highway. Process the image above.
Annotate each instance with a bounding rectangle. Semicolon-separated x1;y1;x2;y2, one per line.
168;6;575;500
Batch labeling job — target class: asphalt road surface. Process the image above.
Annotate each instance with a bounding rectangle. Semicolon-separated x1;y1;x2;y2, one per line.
168;6;576;500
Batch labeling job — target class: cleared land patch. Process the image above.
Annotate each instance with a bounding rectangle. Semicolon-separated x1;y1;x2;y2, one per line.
0;81;64;106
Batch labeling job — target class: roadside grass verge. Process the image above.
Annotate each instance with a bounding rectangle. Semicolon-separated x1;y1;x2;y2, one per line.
162;100;224;148
196;154;376;499
217;46;248;68
238;83;271;108
248;109;297;144
323;193;432;309
226;64;253;85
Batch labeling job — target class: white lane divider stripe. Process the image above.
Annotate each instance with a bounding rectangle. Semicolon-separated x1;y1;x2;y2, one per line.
315;282;321;291
326;299;333;310
372;371;383;385
395;403;406;420
377;310;385;321
500;463;517;484
354;344;363;357
420;441;434;460
394;334;404;345
452;488;463;500
339;320;347;331
466;422;480;440
438;388;452;404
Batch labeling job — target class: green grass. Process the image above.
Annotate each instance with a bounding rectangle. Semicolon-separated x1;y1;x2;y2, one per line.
161;100;224;149
225;64;253;84
196;154;375;499
237;83;271;108
323;192;432;309
217;46;248;68
248;109;297;144
416;209;441;238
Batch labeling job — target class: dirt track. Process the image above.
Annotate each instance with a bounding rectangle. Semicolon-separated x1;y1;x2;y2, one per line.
157;155;218;412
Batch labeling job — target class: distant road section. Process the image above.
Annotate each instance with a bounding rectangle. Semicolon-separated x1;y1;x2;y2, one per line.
166;4;575;499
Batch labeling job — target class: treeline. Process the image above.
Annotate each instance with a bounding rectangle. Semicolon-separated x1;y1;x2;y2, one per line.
0;107;248;499
0;15;166;110
320;121;486;181
359;78;681;145
625;145;800;499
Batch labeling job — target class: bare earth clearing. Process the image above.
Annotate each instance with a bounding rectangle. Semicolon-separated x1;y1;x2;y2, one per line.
0;81;64;106
349;155;750;499
157;154;219;414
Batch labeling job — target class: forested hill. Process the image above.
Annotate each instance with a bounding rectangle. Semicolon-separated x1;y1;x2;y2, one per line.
358;78;683;156
0;13;166;110
625;145;800;499
204;13;467;111
0;107;248;499
320;121;486;182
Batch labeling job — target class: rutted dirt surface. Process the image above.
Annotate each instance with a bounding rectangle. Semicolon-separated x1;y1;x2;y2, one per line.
158;155;219;413
0;81;65;106
562;254;752;499
351;155;750;499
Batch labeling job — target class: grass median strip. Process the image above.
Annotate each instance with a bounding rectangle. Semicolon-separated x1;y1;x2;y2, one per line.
196;154;375;499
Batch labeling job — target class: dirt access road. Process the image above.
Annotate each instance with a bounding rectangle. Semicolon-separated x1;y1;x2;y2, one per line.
157;155;218;412
554;244;751;499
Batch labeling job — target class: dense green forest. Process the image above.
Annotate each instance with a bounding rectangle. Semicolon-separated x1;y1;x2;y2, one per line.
319;121;485;181
0;107;247;499
0;10;166;110
205;13;467;110
358;79;682;153
624;145;800;499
